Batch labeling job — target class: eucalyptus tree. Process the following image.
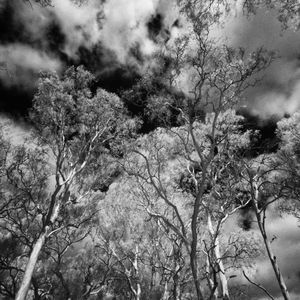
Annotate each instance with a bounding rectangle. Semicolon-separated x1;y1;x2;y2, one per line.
122;0;275;299
0;66;133;300
238;112;300;300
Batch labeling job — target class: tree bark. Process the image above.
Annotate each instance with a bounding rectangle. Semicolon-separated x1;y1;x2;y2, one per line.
207;214;230;300
190;193;205;300
134;245;141;300
15;199;62;300
190;251;204;300
214;239;229;300
173;269;181;300
255;216;290;300
252;183;290;300
205;253;218;300
162;281;170;300
15;232;46;300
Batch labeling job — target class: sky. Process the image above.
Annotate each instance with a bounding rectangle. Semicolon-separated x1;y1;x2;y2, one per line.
1;0;300;118
1;0;300;298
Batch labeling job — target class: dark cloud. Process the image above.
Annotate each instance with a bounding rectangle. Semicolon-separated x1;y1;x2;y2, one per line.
0;0;178;117
147;13;164;39
0;1;23;44
2;0;300;120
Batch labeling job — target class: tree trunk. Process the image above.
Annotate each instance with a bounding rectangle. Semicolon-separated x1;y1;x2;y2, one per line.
173;270;181;300
214;239;229;300
190;197;204;300
134;245;141;300
207;214;230;300
16;200;62;300
252;184;290;300
205;253;218;300
262;235;290;300
190;251;204;300
15;232;47;300
162;281;169;300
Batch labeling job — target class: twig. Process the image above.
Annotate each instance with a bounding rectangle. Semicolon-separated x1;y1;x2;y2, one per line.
243;270;275;300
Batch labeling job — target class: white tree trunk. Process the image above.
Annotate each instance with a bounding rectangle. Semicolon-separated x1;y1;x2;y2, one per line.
162;281;169;300
207;214;230;300
134;245;141;300
16;201;61;300
15;232;47;300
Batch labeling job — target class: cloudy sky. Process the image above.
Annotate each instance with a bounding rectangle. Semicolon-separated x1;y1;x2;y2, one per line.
1;0;300;298
1;0;300;117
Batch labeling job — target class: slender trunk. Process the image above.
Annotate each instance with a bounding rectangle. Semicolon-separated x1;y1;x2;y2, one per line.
214;239;229;300
134;245;141;300
175;285;181;300
190;251;204;300
254;211;290;300
205;253;218;300
207;214;229;300
262;235;289;300
252;184;290;300
15;232;47;300
16;200;62;300
173;270;181;300
162;281;169;300
136;283;141;300
190;197;205;300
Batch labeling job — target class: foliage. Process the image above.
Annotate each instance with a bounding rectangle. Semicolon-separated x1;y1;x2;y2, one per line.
2;1;300;299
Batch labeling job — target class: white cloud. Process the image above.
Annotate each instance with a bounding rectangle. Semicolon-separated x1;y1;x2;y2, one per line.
9;0;169;64
51;0;102;57
0;114;29;145
100;0;160;64
253;76;300;118
0;44;61;86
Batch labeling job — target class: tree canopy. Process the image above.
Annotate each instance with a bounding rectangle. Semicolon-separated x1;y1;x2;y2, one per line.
1;1;300;300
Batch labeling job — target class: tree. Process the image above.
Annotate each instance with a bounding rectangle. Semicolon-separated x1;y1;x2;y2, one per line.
236;152;291;300
236;112;300;299
124;108;264;299
242;0;300;30
276;112;300;202
235;111;300;300
0;137;103;299
0;66;133;300
0;143;50;299
121;0;273;298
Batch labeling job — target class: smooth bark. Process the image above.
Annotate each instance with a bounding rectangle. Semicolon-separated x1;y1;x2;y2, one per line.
15;232;47;300
15;191;63;300
207;214;230;300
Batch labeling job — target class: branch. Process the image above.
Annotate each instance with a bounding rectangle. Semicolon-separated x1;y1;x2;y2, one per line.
243;270;275;300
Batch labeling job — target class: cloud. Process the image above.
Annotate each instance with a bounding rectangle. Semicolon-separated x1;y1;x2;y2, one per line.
1;0;179;78
2;0;300;119
0;44;61;87
10;0;103;58
100;0;160;64
252;79;300;117
251;215;300;298
226;7;300;116
50;0;102;57
229;206;300;299
0;114;29;145
18;0;170;63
